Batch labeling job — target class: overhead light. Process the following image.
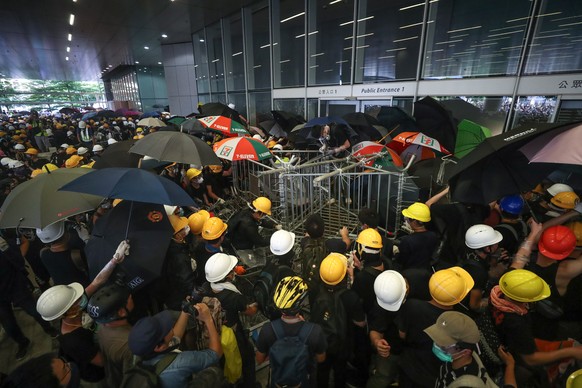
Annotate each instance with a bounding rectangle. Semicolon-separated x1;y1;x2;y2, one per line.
108;65;113;67
161;34;168;38
65;57;69;61
68;33;72;41
199;39;205;42
144;46;149;50
281;12;305;23
158;62;162;65
69;14;75;26
66;46;70;52
135;61;140;64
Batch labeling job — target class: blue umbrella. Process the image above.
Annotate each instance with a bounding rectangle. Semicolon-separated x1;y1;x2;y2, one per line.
304;115;350;128
81;111;98;121
141;111;162;118
59;167;194;206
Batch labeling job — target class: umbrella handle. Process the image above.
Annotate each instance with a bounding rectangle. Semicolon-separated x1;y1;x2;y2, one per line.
124;201;134;240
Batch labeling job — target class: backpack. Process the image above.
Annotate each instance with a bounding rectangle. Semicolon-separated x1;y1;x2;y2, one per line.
300;238;327;291
268;319;315;388
446;353;498;388
120;352;178;388
188;295;225;351
253;263;295;320
310;286;348;355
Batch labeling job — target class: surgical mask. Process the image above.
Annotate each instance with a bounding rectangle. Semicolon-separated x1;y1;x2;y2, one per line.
184;225;191;235
432;343;453;363
196;177;204;184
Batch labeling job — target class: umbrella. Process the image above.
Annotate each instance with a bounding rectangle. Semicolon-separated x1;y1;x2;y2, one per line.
0;169;103;229
388;132;451;154
129;131;220;165
156;125;179;132
343;112;380;127
352;141;403;168
408;157;459;189
82;106;96;111
82;111;98;121
199;102;247;126
519;122;582;165
93;140;141;169
447;122;577;204
454;119;491;159
439;98;483;125
271;110;306;132
137;117;165;127
59;107;79;115
413;97;458;153
213;137;272;161
259;119;287;138
376;106;418;136
141;111;162;118
181;118;206;135
198;115;249;137
85;201;172;290
124;111;141;117
94;110;116;119
59;167;195;206
167;116;187;126
304;116;350;128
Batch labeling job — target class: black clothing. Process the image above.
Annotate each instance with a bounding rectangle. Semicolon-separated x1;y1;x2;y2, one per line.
185;182;207;206
162;241;195;311
29;157;49;169
401;267;432;301
395;230;438;271
59;328;105;382
495;220;528;255
352;266;382;318
526;261;563;341
192;243;219;286
40;249;90;287
227;209;272;250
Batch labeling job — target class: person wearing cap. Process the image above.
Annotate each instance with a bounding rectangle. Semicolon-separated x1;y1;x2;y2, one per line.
50;143;69;167
91;144;104;161
493;195;530;256
425;311;516;388
77;146;91;164
128;305;222;387
394;202;439;271
76;120;95;148
13;143;27;162
490;269;582;386
205;252;258;387
227;196;280;251
183;167;209;207
24;147;49;170
29;111;50;152
397;266;474;387
88;283;136;387
193;217;228;286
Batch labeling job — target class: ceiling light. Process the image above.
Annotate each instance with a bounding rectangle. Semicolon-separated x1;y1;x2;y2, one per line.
199;38;205;42
108;65;113;67
135;61;140;64
161;34;168;38
144;46;149;50
65;57;69;61
68;33;72;41
66;47;70;52
281;12;305;23
69;14;75;26
158;62;162;65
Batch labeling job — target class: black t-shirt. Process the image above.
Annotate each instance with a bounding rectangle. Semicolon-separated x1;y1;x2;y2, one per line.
495;221;528;256
368;305;404;355
30;158;50;169
59;328;105;382
213;288;249;331
40;249;90;287
492;307;537;357
401;267;432;301
396;231;438;271
185;182;207;205
352;266;382;318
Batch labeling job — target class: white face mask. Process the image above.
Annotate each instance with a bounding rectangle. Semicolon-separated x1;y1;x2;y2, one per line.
184;225;191;235
195;177;204;184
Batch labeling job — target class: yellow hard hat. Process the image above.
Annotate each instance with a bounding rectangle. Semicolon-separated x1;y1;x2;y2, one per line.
65;155;82;168
402;202;431;222
186;168;202;181
208;164;223;173
112;199;123;207
169;215;189;234
551;191;580;210
565;221;582;247
188;210;211;235
80;161;94;169
0;131;5;137
267;140;277;149
136;127;143;133
273;276;309;313
66;147;77;155
567;369;582;388
252;197;272;215
319;253;348;286
499;269;550;303
41;163;59;172
133;134;144;140
201;217;228;240
31;169;43;178
356;228;383;249
429;267;474;306
25;148;39;155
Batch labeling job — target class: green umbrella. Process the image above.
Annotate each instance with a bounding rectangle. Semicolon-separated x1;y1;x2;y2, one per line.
0;168;103;229
454;119;491;159
168;116;186;126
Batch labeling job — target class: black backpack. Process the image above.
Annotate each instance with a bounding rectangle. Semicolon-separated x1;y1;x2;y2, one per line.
268;319;315;388
120;352;178;388
253;262;294;320
300;238;327;291
310;286;348;355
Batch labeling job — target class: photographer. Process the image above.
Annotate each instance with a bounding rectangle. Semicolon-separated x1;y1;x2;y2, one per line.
128;303;223;387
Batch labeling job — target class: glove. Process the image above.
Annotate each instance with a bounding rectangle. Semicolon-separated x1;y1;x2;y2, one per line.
275;224;283;230
319;145;327;154
216;198;225;205
575;201;582;214
113;240;130;263
234;265;246;275
190;258;197;272
74;224;90;243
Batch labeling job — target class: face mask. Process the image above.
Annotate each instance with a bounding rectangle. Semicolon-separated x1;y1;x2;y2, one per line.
432;343;453;363
196;177;204;184
67;361;81;388
78;294;88;310
184;225;191;235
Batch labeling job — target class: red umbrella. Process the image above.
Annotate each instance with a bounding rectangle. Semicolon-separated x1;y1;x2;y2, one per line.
198;115;249;137
351;141;403;167
213;137;272;161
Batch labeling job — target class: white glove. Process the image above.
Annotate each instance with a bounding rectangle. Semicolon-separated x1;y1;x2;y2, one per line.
392;245;400;255
275;224;283;230
216;198;225;205
74;224;90;243
113;240;130;263
575;201;582;214
191;258;197;272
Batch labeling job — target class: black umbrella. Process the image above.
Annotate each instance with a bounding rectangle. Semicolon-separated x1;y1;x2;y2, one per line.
181;118;206;135
94;109;116;119
413;97;458;153
85;201;172;291
258;119;287;138
59;107;79;114
408;157;458;190
93;140;140;169
156;125;179;132
447;122;580;204
271;110;306;132
129;131;220;165
343;112;380;127
439;98;483;124
199;102;246;126
377;106;418;137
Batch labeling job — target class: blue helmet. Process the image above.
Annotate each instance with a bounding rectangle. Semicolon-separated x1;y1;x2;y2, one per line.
499;195;524;215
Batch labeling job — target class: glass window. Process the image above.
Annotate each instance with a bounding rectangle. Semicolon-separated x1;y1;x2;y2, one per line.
245;3;271;90
224;13;246;91
423;0;532;79
511;96;557;128
354;0;423;83
431;96;508;135
197;94;212;106
307;0;353;86
193;30;210;94
207;22;225;93
307;98;318;120
248;91;272;125
524;0;582;75
272;0;306;88
274;98;305;117
227;93;248;119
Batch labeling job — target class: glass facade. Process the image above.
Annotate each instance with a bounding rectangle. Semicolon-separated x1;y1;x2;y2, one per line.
207;22;226;93
245;3;271;90
224;15;246;91
272;0;306;88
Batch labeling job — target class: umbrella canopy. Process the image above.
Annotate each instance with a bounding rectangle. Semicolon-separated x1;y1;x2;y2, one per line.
0;168;103;229
167;116;186;126
85;201;172;290
447;122;577;204
199;102;247;126
82;106;96;111
181;118;206;135
137;117;165;127
454;119;491;159
59;107;79;114
129;131;220;165
343;112;380;127
413;97;458;153
198;115;249;137
259;119;287;138
94;110;116;119
141;111;162;118
519;122;582;165
388;131;451;154
376;106;418;136
93;140;141;169
271;110;306;132
439;98;483;125
59;167;195;206
82;111;98;121
352;141;403;168
213;137;272;161
304;115;350;128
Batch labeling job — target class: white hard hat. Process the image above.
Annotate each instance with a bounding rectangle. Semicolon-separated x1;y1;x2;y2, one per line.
36;282;84;321
374;270;407;312
272;144;283;150
1;157;13;166
547;183;574;197
107;138;118;145
465;224;503;249
8;160;24;169
112;121;117;125
164;205;177;216
67;130;74;136
60;143;69;149
14;144;25;151
252;134;262;140
78;120;86;129
92;144;104;152
228;103;235;109
36;221;66;243
270;230;295;255
205;253;238;282
77;147;88;155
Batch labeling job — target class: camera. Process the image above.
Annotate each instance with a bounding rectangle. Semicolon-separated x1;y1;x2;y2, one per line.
181;299;199;317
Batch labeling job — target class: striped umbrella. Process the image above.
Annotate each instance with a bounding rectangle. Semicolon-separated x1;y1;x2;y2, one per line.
198;115;249;137
213;137;272;161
